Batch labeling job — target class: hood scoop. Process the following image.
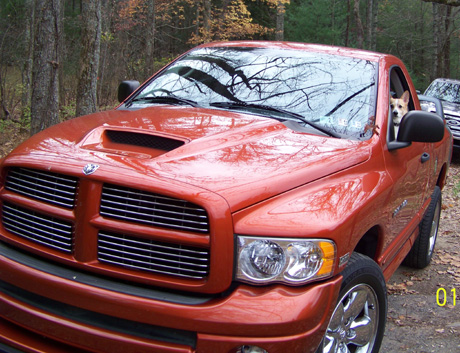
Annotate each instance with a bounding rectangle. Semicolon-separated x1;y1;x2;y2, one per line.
80;128;187;159
105;130;185;151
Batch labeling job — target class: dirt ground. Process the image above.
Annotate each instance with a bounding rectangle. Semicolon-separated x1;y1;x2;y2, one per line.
0;128;459;352
381;149;460;352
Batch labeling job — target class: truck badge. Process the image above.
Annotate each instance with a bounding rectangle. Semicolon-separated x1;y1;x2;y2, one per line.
393;199;408;218
83;163;99;175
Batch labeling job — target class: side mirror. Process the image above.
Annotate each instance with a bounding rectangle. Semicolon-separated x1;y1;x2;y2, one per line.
398;110;444;143
388;110;445;150
118;80;140;103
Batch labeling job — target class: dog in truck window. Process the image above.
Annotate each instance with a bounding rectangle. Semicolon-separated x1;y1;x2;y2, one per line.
390;91;409;135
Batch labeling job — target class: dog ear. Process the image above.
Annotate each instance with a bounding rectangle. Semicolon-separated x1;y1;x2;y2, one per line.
401;90;410;104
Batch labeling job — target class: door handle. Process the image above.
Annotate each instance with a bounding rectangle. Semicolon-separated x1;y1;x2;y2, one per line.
421;152;430;163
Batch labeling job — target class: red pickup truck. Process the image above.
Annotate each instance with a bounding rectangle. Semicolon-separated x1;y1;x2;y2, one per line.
0;41;453;353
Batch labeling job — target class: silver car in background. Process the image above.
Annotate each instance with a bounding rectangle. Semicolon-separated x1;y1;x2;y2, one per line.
421;78;460;148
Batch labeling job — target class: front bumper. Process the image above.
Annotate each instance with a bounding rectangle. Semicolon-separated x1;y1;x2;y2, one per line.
0;242;341;353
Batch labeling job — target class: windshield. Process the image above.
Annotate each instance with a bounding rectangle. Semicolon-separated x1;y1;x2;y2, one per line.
130;46;378;140
425;80;460;104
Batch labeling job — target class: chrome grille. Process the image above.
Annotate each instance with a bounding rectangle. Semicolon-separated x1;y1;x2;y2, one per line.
100;184;209;233
5;167;78;209
98;231;210;279
1;203;73;253
445;115;460;138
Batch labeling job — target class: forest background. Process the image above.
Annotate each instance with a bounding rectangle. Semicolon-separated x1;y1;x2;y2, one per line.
1;0;460;137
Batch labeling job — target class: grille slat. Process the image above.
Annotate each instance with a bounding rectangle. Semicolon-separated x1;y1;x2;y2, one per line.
99;232;209;257
100;184;209;233
98;232;210;279
5;167;78;209
2;203;73;253
100;204;208;230
101;186;208;216
101;190;208;217
3;221;71;249
99;250;209;275
3;205;72;238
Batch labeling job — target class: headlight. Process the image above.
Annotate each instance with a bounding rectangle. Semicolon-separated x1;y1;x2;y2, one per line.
236;236;336;285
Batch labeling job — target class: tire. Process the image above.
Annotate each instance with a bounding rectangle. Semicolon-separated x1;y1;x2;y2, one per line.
403;186;442;269
317;253;387;353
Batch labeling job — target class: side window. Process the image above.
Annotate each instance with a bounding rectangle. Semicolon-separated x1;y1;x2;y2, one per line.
388;67;414;141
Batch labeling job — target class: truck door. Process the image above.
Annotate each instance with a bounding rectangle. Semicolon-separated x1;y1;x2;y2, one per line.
381;67;433;253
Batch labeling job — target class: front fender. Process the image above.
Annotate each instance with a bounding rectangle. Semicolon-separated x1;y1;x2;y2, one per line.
233;167;393;273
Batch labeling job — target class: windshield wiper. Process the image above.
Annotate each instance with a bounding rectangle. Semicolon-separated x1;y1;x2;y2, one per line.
210;101;294;118
210;101;341;138
126;95;199;108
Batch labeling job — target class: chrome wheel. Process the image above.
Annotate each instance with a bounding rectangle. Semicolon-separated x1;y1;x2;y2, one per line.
323;284;379;353
317;253;386;353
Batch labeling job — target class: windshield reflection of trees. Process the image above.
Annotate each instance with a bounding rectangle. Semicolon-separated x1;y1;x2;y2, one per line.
139;47;377;140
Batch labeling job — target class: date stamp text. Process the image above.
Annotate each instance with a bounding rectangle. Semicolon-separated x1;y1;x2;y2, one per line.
436;288;457;307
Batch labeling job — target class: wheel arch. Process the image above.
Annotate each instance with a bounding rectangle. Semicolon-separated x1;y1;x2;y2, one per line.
436;162;448;190
353;225;383;263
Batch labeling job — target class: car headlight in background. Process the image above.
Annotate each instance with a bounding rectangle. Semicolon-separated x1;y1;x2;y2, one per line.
236;236;336;285
420;101;436;113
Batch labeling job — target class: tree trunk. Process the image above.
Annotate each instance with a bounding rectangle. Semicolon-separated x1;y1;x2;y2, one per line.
431;3;454;79
75;0;102;117
203;0;212;42
21;0;34;118
419;1;426;76
345;0;351;47
275;0;285;41
353;0;364;48
443;5;452;78
97;0;112;106
30;0;61;135
144;0;156;79
432;3;440;79
366;0;378;50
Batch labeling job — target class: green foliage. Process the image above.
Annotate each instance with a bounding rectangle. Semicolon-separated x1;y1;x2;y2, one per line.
377;0;432;79
101;31;114;43
0;119;18;133
0;108;30;135
404;66;428;92
60;102;76;121
21;106;31;129
285;0;348;45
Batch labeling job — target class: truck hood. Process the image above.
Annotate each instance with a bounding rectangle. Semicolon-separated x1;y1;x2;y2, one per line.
7;106;371;211
441;100;460;116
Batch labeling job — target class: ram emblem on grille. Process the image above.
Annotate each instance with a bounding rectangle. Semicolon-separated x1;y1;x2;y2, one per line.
83;163;99;175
